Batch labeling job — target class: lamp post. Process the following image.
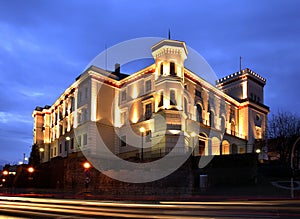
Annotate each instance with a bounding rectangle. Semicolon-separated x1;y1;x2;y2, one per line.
39;147;44;163
66;136;71;156
140;127;145;161
83;162;91;191
191;132;196;156
290;136;300;198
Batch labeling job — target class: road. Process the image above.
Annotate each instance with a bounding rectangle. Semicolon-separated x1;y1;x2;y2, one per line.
0;196;300;218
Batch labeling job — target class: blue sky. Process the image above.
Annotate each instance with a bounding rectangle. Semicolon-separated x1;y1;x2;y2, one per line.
0;0;299;164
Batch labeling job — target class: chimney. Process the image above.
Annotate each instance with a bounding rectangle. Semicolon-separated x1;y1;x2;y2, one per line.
114;63;120;76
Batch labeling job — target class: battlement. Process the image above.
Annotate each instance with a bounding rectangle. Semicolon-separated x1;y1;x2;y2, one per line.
216;68;266;85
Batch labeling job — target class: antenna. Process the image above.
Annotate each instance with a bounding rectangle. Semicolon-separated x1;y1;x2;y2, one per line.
240;56;242;71
168;29;171;40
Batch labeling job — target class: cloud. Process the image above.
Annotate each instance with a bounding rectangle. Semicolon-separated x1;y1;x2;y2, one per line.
0;112;32;124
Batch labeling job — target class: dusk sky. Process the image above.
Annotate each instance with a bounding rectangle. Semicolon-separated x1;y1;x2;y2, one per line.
0;0;299;164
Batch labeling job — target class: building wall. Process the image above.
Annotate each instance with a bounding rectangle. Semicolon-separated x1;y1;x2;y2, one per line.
32;39;269;164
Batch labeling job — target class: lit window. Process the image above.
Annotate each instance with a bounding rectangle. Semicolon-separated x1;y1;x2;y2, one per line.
145;103;152;120
145;80;152;93
170;90;177;106
120;136;126;147
256;126;262;139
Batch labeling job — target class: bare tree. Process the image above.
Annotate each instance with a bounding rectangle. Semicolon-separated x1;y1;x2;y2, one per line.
268;111;300;163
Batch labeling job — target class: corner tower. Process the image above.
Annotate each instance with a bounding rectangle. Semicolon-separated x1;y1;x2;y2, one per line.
151;39;188;80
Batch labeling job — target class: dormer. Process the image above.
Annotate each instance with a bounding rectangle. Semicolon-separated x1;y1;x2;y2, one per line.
151;39;188;80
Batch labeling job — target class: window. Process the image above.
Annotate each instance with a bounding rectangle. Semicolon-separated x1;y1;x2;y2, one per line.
77;112;82;123
256;126;262;139
145;103;152;119
82;108;88;121
121;111;126;125
231;120;235;135
195;89;202;99
65;141;68;152
120;136;126;147
210;110;215;128
70;138;74;149
145;130;152;142
83;133;87;145
121;90;127;101
170;62;176;76
145;80;152;93
196;104;203;123
232;144;238;154
70;97;75;112
84;87;88;99
184;98;188;115
170;90;177;106
59;143;62;154
77;136;81;147
158;92;164;107
199;133;206;156
160;63;163;75
220;117;226;131
78;91;82;103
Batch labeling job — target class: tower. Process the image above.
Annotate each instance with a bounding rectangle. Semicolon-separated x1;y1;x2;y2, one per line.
216;68;269;153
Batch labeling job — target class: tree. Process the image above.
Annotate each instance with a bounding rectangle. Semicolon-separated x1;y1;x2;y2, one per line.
268;111;300;163
29;144;40;167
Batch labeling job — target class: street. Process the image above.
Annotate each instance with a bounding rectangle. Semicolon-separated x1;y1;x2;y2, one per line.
0;196;300;218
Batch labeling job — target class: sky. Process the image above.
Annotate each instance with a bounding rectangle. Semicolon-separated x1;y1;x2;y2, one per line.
0;0;299;164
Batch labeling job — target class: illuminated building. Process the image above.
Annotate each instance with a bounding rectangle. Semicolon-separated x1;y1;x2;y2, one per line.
32;39;269;163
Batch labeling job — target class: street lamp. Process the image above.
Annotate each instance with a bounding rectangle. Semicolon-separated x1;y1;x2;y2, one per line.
83;162;91;191
2;170;8;176
140;127;145;161
27;167;34;173
65;136;71;156
83;162;91;169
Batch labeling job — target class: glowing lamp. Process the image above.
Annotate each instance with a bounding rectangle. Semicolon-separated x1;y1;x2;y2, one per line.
83;162;91;169
28;167;35;173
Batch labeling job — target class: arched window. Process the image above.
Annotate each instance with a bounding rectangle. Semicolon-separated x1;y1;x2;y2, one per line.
196;104;203;123
210;110;215;128
170;62;176;76
199;133;206;156
231;120;235;135
211;137;220;155
221;140;230;155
